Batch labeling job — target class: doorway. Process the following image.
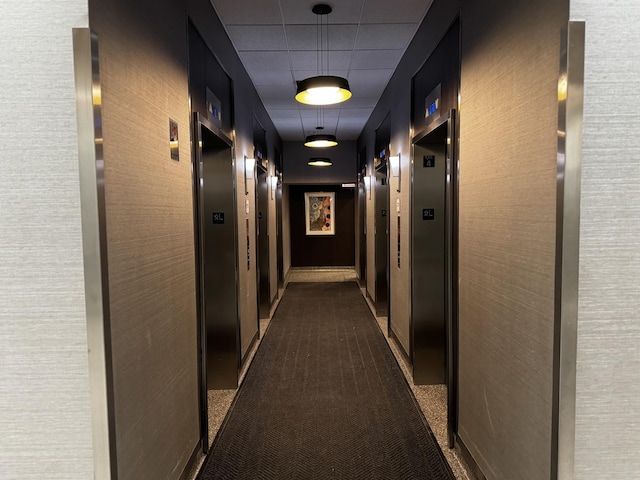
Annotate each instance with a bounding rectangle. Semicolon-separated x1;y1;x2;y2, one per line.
374;115;391;320
256;162;270;318
357;147;367;289
192;113;240;449
411;110;457;447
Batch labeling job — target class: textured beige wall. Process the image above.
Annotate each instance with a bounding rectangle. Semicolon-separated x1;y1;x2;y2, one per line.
0;3;95;479
90;1;199;478
570;1;640;478
457;0;567;478
269;164;278;304
366;169;377;300
389;110;411;354
282;184;291;279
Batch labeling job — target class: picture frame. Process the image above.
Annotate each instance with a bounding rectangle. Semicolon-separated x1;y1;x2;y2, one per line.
304;192;335;236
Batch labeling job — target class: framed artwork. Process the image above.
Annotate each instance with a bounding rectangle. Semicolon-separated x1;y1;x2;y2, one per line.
304;192;335;235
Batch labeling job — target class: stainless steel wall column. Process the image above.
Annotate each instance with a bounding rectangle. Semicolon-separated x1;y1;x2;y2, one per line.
73;28;116;480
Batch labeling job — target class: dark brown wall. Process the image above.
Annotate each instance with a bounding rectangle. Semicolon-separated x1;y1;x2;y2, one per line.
290;185;355;267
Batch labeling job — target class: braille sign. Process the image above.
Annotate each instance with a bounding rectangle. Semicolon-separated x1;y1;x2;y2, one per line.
423;155;435;168
422;208;435;220
212;212;225;224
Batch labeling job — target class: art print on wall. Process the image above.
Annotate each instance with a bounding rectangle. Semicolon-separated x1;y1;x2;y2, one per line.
304;192;335;235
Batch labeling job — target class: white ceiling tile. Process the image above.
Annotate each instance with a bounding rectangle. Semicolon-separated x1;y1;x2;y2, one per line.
285;25;358;51
348;69;393;97
355;24;416;50
302;117;338;134
239;51;291;71
250;69;294;86
262;96;301;110
290;51;352;72
325;97;379;109
211;0;282;25
256;84;296;98
279;0;364;24
298;108;340;120
337;107;374;119
227;25;287;51
350;50;404;69
360;0;433;24
269;108;303;118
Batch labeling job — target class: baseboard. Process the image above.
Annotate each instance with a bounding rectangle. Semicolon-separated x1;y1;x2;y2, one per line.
178;440;204;480
455;434;487;480
388;326;412;370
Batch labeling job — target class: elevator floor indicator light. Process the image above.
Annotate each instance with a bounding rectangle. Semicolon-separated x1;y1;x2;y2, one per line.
212;212;225;224
423;155;435;168
423;208;435;220
428;99;438;116
424;83;442;125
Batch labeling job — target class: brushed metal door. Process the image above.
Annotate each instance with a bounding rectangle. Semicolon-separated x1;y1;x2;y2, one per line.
411;111;457;447
257;166;270;319
194;114;240;395
375;162;389;317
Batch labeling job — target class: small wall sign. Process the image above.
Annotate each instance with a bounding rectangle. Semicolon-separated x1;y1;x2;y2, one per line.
206;87;222;129
169;118;179;161
423;208;435;220
423;155;436;168
212;212;225;224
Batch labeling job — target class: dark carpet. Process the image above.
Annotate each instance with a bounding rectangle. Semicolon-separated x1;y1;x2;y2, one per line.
199;282;454;480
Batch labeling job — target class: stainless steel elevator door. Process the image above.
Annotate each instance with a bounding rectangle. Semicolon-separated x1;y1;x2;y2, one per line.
257;167;270;319
411;121;448;385
375;164;389;317
198;121;240;390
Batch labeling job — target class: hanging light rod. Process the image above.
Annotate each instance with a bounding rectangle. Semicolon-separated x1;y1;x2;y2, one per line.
294;4;352;106
308;157;333;167
304;134;338;148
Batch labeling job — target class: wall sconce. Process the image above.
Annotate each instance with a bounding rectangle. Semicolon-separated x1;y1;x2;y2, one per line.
244;156;255;195
270;175;278;200
389;154;401;192
363;174;372;200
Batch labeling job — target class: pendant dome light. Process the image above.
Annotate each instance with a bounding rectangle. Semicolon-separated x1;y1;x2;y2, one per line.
304;133;338;148
308;157;333;167
295;4;352;106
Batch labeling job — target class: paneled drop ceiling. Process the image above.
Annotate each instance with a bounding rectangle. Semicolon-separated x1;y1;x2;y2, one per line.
210;0;434;141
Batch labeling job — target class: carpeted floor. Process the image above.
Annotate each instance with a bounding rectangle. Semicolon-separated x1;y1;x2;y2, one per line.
198;282;454;480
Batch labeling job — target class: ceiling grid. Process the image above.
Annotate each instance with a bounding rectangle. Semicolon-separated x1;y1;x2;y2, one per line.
210;0;433;141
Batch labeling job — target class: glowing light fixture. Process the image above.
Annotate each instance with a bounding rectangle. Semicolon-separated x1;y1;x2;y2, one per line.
244;156;255;194
296;76;352;105
270;175;278;199
295;4;352;106
363;174;372;199
308;157;333;167
304;134;338;148
389;154;401;192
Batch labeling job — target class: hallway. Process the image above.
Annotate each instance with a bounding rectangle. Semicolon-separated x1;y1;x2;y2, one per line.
197;277;458;479
188;267;470;480
4;1;639;479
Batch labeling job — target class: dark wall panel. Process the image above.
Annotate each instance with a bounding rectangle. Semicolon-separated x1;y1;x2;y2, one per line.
283;141;357;184
290;185;355;267
412;18;460;136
